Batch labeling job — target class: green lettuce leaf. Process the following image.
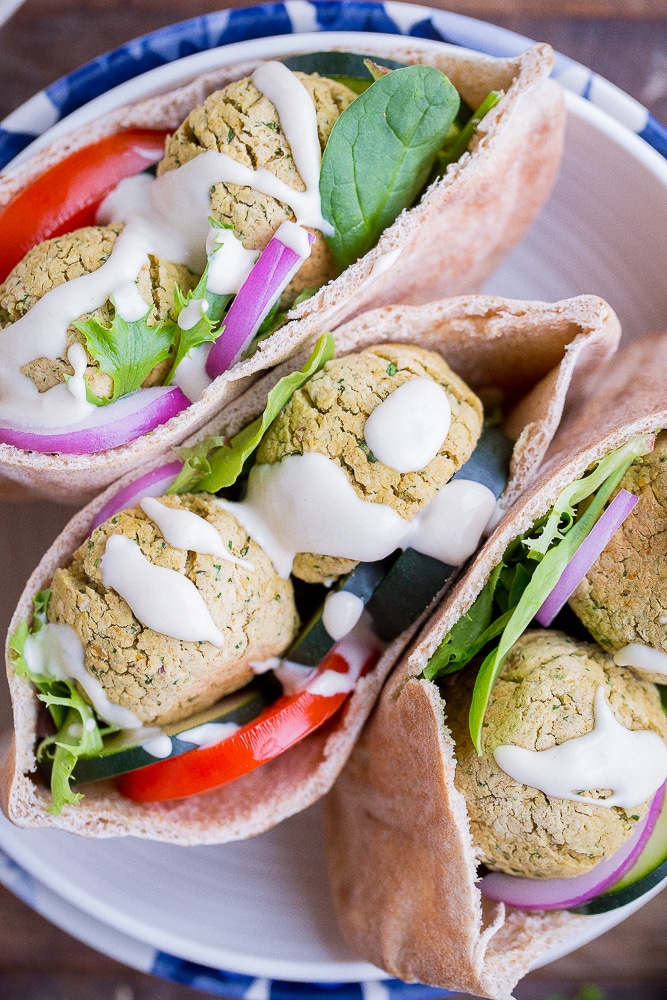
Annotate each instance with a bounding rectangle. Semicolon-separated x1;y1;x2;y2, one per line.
320;64;460;271
432;89;503;176
163;263;232;385
75;305;176;405
423;434;655;752
9;591;112;814
170;331;335;494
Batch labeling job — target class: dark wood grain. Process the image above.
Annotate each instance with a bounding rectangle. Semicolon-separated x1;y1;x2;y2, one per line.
1;3;667;999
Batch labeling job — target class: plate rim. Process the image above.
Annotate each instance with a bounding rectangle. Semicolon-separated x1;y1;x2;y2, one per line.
1;0;667;169
1;3;666;997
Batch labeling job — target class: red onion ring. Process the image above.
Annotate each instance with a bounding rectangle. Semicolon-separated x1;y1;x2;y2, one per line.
0;386;190;455
206;230;314;379
90;460;183;531
480;781;666;910
535;488;639;627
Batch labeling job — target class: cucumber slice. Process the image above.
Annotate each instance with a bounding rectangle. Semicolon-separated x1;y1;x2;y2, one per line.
366;550;458;642
286;557;393;666
365;426;513;641
572;794;667;914
451;425;515;497
38;674;281;786
288;427;514;652
281;52;405;93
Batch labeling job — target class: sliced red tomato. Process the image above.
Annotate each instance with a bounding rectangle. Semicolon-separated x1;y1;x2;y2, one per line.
118;637;381;803
0;129;169;282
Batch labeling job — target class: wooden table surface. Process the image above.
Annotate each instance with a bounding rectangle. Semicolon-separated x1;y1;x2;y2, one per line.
2;2;667;999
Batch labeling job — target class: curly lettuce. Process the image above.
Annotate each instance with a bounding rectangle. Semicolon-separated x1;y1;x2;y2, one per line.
169;331;335;494
9;591;114;814
423;433;655;752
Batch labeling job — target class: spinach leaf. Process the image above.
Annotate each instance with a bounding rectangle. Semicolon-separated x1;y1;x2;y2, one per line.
320;64;460;271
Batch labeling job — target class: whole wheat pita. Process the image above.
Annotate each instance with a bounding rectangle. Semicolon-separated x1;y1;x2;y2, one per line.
325;330;667;1000
0;39;564;503
0;292;618;844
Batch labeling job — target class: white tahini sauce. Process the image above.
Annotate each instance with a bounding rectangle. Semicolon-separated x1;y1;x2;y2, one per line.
364;377;451;473
493;686;667;809
100;533;226;647
215;452;410;579
368;248;401;281
406;479;497;565
139;496;253;569
141;733;173;759
170;344;214;403
322;590;365;641
23;622;142;729
177;297;209;331
614;642;667;677
1;62;327;432
112;281;150;322
308;668;356;696
64;342;89;404
216;454;495;579
205;225;257;295
178;721;240;748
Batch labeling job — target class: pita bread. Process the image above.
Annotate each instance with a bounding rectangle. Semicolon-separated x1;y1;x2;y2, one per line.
0;292;619;844
325;330;667;1000
0;39;564;503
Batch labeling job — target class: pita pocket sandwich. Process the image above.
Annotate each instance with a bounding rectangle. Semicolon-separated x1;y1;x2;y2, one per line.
0;292;618;845
0;39;564;503
325;330;667;1000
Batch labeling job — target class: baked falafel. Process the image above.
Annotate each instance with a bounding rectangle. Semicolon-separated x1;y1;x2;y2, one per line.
47;493;299;725
0;225;198;400
256;343;484;582
445;629;667;879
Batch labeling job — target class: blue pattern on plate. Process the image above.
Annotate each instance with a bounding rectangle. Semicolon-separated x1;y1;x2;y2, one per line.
0;847;38;907
1;0;666;171
0;2;665;996
641;116;667;159
153;951;449;998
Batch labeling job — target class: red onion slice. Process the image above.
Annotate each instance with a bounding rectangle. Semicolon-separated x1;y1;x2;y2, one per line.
535;488;639;627
480;781;665;911
90;460;183;531
0;386;190;455
206;229;314;380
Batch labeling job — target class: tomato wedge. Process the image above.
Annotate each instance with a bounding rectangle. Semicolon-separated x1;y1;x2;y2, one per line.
0;129;169;282
118;631;381;803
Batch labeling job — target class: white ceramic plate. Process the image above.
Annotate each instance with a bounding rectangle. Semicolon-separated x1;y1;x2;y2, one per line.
2;4;667;997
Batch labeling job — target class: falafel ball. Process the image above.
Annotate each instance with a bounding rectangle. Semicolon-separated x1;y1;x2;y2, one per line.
256;343;484;583
47;493;299;726
569;432;667;682
445;630;667;879
0;225;199;400
157;71;357;305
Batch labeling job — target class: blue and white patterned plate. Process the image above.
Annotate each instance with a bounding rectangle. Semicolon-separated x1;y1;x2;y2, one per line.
2;5;667;999
2;0;667;169
1;842;442;999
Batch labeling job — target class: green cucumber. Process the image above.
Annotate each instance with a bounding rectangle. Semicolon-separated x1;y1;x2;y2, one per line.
38;674;281;786
365;549;458;642
572;794;667;914
366;426;513;641
287;557;393;666
281;52;405;93
288;426;513;652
